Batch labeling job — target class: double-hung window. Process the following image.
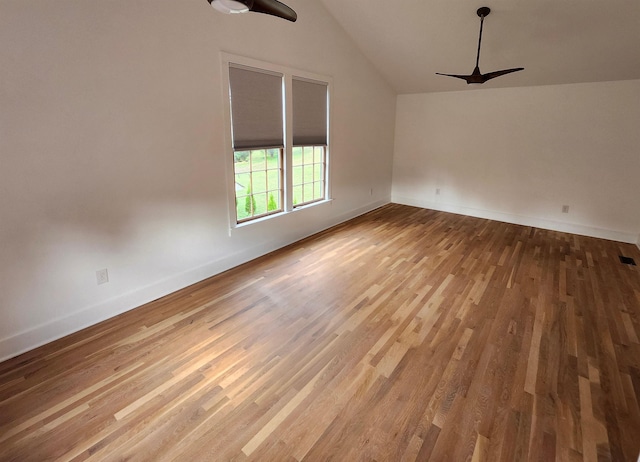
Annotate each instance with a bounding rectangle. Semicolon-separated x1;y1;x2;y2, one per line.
228;65;284;222
291;78;328;208
224;56;330;224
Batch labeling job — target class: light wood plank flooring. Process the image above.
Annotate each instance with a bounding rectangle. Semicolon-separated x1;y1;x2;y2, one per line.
1;204;640;461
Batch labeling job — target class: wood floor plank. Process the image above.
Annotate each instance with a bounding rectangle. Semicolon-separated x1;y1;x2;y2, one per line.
1;204;639;461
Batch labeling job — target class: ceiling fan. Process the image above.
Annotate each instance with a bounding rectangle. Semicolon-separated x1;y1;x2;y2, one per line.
436;7;523;84
207;0;297;22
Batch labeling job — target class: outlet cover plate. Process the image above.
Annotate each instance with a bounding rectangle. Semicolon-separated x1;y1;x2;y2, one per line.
96;268;109;285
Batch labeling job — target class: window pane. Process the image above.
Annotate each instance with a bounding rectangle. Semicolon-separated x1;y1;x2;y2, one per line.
236;196;249;221
304;183;311;203
251;171;267;193
242;192;256;216
253;192;267;215
237;166;250;179
304;165;314;184
303;146;314;164
267;192;280;212
314;146;323;163
292;147;303;165
267;170;280;190
293;185;302;206
252;150;266;168
234;151;250;164
235;172;249;189
313;163;322;181
293;165;303;186
314;181;323;200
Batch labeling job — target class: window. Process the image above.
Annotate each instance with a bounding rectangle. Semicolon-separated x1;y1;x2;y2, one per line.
224;56;330;225
228;65;284;222
292;77;328;208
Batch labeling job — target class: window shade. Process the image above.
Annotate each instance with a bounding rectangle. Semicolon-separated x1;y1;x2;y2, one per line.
292;78;327;146
228;66;284;150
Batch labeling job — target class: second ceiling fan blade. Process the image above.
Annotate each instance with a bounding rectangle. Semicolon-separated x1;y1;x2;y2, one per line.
480;67;524;82
250;0;297;21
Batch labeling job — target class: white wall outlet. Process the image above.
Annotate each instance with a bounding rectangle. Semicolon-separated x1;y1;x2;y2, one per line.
96;268;109;285
436;188;441;195
562;205;570;213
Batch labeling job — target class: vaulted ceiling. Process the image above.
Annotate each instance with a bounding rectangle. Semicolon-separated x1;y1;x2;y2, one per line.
318;0;640;93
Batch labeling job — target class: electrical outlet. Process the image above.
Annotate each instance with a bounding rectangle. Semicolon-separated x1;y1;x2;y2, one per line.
562;205;569;214
436;188;441;195
96;268;109;285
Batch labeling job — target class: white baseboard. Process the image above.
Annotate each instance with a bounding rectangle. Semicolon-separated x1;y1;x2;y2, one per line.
392;195;639;245
0;199;389;363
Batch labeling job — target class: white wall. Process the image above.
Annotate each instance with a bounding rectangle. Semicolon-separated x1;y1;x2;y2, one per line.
0;1;396;360
392;80;640;243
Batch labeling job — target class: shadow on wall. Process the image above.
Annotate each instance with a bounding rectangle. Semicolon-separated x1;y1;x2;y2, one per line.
0;192;227;345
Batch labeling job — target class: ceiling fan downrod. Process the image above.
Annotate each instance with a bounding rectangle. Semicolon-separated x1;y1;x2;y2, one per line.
436;6;524;85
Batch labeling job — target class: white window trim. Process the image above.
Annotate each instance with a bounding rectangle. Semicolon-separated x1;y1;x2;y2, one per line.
220;52;332;231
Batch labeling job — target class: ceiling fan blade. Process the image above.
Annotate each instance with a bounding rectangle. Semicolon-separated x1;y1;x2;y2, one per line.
435;72;474;82
250;0;297;21
480;67;524;82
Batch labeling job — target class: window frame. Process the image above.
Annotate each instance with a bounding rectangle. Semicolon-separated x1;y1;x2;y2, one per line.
220;53;332;228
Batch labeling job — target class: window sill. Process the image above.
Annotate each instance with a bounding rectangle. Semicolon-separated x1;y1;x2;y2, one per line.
292;198;333;212
230;198;333;232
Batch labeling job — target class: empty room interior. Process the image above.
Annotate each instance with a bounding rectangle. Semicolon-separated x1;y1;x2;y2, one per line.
2;0;640;460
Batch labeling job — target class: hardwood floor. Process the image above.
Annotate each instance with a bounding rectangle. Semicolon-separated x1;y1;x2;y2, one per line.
1;203;640;461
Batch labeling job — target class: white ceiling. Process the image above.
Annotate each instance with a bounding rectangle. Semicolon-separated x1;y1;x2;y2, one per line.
318;0;640;93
